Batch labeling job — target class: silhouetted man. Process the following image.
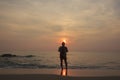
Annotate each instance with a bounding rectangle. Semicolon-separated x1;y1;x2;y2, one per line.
58;42;68;74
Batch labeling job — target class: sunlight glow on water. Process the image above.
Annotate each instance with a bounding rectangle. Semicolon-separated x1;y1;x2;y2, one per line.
62;69;66;76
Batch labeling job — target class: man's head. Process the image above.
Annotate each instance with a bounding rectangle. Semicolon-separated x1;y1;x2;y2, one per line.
62;42;65;46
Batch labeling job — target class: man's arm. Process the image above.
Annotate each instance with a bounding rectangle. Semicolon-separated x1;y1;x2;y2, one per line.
58;46;61;52
66;47;68;52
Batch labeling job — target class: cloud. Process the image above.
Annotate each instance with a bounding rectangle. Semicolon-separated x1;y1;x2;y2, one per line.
0;0;120;51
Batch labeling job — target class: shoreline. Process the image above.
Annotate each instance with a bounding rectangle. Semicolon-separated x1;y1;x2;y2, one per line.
0;74;120;80
0;69;120;77
0;69;120;80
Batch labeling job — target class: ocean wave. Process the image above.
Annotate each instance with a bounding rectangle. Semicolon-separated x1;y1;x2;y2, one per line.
0;53;35;58
0;60;120;70
0;53;120;70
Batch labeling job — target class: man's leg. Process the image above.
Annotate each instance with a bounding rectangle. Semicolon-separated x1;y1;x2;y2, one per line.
60;58;63;70
60;58;63;76
64;58;68;76
64;58;67;69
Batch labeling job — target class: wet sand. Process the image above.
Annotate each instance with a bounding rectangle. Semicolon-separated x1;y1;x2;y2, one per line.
0;69;120;80
0;74;120;80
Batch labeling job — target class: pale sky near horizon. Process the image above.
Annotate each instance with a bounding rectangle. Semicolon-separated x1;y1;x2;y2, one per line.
0;0;120;51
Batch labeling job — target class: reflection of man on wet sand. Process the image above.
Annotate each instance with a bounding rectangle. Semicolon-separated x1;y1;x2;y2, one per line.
58;42;68;76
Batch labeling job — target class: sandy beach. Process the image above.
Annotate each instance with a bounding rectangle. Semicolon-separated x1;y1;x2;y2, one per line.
0;69;120;80
0;74;120;80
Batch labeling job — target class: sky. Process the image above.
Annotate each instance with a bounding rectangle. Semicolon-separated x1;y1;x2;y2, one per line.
0;0;120;51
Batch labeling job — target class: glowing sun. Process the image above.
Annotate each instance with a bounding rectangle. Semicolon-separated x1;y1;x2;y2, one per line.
63;39;67;43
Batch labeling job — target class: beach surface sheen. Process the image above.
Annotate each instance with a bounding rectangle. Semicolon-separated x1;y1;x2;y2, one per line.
0;69;120;80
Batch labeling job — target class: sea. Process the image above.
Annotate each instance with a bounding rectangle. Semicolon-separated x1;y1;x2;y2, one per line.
0;51;120;70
